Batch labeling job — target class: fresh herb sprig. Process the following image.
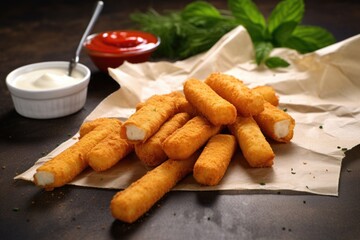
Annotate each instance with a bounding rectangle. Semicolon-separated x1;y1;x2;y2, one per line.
131;2;238;59
131;0;335;69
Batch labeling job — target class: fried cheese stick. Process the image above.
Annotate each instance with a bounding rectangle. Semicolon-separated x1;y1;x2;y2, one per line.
254;102;295;143
252;85;279;106
87;126;134;172
33;119;120;190
135;102;145;111
135;93;173;111
110;153;198;223
205;72;264;117
229;116;275;167
121;94;177;143
183;78;237;125
135;112;191;167
79;118;115;138
135;92;183;110
173;92;198;116
162;116;221;160
136;92;198;116
193;134;236;186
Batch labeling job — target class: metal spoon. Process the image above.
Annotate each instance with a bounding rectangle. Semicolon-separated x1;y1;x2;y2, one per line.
68;1;104;76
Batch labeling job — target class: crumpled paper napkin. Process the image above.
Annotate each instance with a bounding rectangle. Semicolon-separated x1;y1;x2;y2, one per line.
15;26;360;196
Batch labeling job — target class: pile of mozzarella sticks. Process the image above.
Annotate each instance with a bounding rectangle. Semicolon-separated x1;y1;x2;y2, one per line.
33;72;295;223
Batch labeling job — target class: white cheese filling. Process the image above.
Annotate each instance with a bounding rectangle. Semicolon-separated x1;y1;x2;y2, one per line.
34;171;54;186
274;119;290;138
126;124;146;140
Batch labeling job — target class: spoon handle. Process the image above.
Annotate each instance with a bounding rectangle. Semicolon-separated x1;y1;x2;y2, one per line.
69;1;104;76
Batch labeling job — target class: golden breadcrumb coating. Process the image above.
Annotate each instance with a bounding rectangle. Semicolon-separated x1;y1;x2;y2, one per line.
121;94;178;143
162;116;221;160
229;116;274;167
205;72;264;117
183;78;237;126
135;112;191;167
79;118;116;138
34;118;120;190
87;123;134;171
110;153;198;223
194;134;237;186
252;85;279;106
254;102;295;143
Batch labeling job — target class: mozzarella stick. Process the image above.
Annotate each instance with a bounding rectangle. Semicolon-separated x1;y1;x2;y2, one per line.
33;119;120;190
254;102;295;143
79;118;115;138
162;116;221;160
87;127;134;172
110;153;198;223
135;94;171;111
229;116;275;167
172;92;198;116
193;134;237;186
135;112;191;167
135;102;145;111
252;85;279;106
205;72;264;117
183;78;237;125
137;92;198;116
175;97;198;116
135;92;183;110
121;94;177;143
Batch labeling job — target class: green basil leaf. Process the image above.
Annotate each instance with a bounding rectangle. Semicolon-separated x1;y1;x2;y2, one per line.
255;42;273;65
268;0;304;35
265;57;290;68
284;25;336;53
181;1;223;27
272;21;298;46
179;21;238;59
228;0;266;42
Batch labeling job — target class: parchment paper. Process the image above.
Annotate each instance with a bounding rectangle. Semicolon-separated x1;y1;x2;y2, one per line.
15;26;360;196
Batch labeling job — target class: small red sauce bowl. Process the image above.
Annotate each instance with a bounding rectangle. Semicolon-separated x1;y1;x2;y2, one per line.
83;30;160;72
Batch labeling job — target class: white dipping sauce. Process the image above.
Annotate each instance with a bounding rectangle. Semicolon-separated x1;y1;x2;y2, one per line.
14;68;83;90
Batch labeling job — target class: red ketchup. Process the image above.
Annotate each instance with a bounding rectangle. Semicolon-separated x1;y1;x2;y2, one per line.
84;30;160;72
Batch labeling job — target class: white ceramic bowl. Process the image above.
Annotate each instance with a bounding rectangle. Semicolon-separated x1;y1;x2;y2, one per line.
6;61;91;119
